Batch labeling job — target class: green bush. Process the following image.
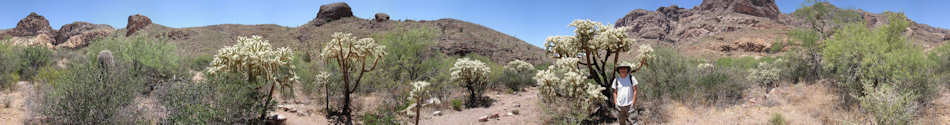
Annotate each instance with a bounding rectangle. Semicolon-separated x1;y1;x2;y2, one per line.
17;46;53;80
769;113;787;125
856;82;918;125
500;60;536;92
451;99;463;111
159;72;267;124
85;36;183;78
822;13;937;108
35;56;144;124
0;42;19;91
639;47;748;105
780;29;823;83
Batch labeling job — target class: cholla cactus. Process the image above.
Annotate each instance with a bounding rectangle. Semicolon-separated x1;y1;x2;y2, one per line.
534;57;607;122
206;35;299;120
451;58;491;106
319;32;387;124
545;20;636;58
320;32;387;65
505;60;535;73
748;59;784;94
697;63;714;69
207;35;298;82
406;81;431;125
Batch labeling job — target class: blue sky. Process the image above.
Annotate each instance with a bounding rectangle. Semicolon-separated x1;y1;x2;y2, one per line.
1;0;948;47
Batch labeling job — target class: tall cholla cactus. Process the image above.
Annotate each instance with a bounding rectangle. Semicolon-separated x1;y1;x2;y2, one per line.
206;35;299;120
534;57;607;122
543;20;638;115
748;59;784;96
450;58;490;107
406;81;431;125
319;32;386;124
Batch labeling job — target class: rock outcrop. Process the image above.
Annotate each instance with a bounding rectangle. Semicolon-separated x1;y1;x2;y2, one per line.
374;13;390;22
615;9;672;40
944;34;950;41
616;0;781;43
697;0;780;19
126;14;152;36
7;12;55;37
56;22;115;48
309;2;354;26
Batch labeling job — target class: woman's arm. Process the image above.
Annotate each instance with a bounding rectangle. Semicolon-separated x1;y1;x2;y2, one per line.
632;85;638;106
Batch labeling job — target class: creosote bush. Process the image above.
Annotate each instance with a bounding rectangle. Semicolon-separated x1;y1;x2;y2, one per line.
160;72;267;124
17;45;53;80
0;42;19;91
501;59;536;92
35;52;144;124
822;13;937;108
855;82;919;125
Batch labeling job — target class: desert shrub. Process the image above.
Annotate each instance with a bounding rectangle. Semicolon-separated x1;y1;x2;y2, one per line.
0;42;19;91
35;55;144;124
373;27;442;84
450;99;463;111
451;58;492;107
159;72;267;124
17;45;53;80
780;29;823;83
855;82;918;125
639;47;747;105
769;113;787;125
822;13;937;108
715;56;775;70
501;60;536;92
85;36;183;77
360;111;398;125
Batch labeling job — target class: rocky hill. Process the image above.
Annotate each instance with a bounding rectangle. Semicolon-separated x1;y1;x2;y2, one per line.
615;0;949;58
1;2;548;64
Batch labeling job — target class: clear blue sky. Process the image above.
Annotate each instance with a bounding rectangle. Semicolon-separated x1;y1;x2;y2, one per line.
1;0;947;47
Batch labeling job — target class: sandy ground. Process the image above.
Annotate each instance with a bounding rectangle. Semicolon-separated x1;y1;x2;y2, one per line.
0;81;32;124
2;79;948;124
422;87;543;125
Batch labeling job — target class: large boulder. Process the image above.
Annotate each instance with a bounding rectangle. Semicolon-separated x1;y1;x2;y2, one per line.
310;2;354;26
55;22;115;48
944;34;950;41
374;13;390;22
8;12;55;37
126;14;152;36
615;9;672;40
698;0;780;19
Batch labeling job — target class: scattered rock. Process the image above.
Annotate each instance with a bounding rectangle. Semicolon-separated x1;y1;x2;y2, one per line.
156;30;192;40
126;14;152;37
374;13;390;22
478;113;500;122
698;0;780;19
311;2;354;26
432;111;442;116
8;12;55;37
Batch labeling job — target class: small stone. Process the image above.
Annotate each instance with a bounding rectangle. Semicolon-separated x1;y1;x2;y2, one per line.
478;113;499;122
433;111;442;116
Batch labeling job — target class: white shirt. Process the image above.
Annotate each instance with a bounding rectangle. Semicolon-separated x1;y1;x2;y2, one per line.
612;75;638;106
